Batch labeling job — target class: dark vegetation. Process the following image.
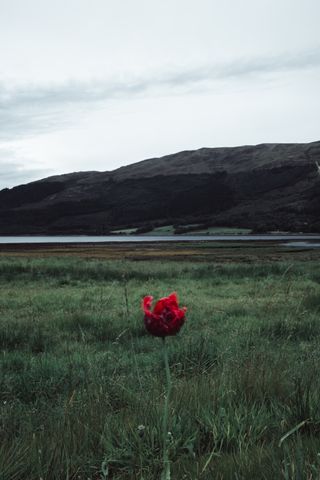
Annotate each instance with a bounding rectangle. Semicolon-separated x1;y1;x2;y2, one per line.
0;141;319;234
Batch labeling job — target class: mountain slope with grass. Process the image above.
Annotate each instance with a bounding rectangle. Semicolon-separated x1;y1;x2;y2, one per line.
0;141;319;234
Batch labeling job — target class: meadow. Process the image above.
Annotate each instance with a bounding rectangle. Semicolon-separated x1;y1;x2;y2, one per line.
1;247;320;479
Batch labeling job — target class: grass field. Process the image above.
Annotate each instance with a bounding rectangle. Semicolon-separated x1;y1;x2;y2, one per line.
109;225;252;236
1;247;320;479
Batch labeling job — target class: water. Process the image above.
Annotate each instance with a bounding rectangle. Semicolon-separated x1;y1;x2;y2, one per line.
0;234;320;244
284;241;320;249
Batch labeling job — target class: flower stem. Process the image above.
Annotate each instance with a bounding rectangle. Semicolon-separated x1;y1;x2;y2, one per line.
161;337;171;480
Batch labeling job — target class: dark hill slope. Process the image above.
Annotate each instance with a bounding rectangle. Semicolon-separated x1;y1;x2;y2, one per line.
0;141;319;234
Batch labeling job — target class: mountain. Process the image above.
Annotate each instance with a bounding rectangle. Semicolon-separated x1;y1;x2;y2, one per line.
0;141;319;234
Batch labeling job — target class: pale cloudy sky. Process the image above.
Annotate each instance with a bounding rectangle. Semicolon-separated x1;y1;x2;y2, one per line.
0;0;320;189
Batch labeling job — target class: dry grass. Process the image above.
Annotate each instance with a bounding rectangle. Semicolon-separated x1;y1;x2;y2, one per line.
0;240;319;263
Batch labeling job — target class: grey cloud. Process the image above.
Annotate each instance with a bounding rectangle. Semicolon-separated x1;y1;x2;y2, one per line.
154;48;320;90
0;149;50;189
0;47;319;140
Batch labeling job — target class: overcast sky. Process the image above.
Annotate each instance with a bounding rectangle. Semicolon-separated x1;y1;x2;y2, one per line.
0;0;320;189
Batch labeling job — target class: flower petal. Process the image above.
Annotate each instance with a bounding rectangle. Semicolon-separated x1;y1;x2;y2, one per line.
142;296;154;317
142;292;186;337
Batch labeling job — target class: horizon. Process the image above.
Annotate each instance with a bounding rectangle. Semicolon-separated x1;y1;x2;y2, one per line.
1;137;319;191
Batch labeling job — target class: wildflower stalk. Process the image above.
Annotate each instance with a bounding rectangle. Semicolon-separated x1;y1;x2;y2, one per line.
161;337;172;480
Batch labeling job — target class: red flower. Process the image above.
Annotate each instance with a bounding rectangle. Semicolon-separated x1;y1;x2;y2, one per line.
142;292;187;337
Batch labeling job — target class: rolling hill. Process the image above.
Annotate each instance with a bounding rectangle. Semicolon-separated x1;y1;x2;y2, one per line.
0;141;319;234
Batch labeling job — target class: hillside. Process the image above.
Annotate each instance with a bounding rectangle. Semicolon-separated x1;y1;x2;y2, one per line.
0;141;319;234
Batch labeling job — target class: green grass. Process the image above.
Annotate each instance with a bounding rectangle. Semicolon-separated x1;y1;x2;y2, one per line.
110;225;175;235
110;228;138;234
1;256;320;479
142;225;175;235
188;226;252;235
136;225;251;235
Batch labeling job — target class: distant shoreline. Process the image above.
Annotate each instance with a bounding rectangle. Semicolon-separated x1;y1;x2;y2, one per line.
1;233;320;245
